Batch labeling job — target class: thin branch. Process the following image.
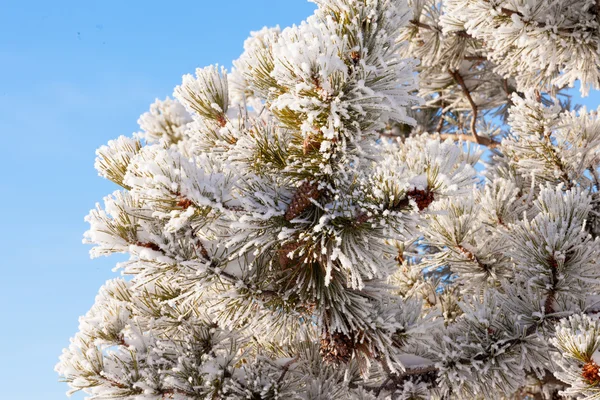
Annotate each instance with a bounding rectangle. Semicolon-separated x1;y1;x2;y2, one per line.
375;377;391;397
410;19;438;31
464;55;487;61
436;96;446;134
499;7;580;33
448;69;480;143
457;244;491;273
499;7;523;18
502;78;511;98
379;131;403;138
589;167;600;192
277;356;299;384
410;19;471;38
381;132;500;147
544;256;559;315
352;364;439;393
437;133;500;148
436;113;445;134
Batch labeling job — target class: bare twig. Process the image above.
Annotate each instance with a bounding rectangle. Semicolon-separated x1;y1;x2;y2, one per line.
464;55;487;61
410;19;438;31
448;69;480;143
499;7;579;33
437;133;500;148
352;364;439;393
410;19;471;38
502;78;511;97
277;356;299;384
381;132;500;147
375;377;391;397
499;7;523;18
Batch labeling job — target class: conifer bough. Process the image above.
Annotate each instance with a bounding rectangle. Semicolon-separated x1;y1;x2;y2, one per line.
57;0;600;398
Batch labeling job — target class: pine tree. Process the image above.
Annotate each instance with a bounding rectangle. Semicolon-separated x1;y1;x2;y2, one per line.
56;0;600;398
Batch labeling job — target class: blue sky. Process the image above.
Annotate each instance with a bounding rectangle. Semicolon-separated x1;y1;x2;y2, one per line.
1;1;600;399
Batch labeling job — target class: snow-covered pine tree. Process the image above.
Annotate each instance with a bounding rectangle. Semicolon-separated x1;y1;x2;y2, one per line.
56;0;600;398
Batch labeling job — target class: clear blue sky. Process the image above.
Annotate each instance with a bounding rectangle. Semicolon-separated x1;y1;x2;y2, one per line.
1;1;600;399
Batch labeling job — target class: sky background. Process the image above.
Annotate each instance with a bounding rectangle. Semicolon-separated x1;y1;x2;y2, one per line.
1;1;600;399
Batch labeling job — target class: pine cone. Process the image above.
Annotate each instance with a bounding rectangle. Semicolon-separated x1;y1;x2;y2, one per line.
582;361;600;384
278;241;303;268
177;197;193;209
355;211;371;225
303;134;320;154
285;181;321;221
320;331;355;364
407;188;435;211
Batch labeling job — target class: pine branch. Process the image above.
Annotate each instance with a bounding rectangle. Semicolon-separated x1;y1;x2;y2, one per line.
353;364;439;393
498;7;583;33
457;245;491;273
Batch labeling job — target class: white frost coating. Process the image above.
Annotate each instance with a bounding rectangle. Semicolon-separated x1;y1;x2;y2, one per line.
137;97;192;145
58;0;600;398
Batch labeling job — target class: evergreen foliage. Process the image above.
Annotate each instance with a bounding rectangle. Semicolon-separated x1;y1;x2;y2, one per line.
57;0;600;398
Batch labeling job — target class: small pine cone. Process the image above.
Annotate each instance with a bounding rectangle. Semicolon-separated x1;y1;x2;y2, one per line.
355;211;371;225
278;241;302;268
407;188;435;211
303;134;320;154
320;331;355;364
285;181;321;221
216;114;227;127
177;197;193;209
583;361;600;384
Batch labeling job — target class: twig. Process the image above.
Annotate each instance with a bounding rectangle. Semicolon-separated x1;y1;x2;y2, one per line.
589;167;600;192
464;55;487;61
499;7;523;18
436;97;446;134
410;19;439;32
352;364;439;393
448;69;480;143
410;19;471;38
502;78;511;97
381;132;500;147
277;356;299;384
544;256;559;315
437;133;500;148
375;377;391;397
499;7;579;33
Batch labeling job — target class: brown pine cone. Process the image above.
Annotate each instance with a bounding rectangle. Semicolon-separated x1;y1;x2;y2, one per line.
303;134;320;154
285;181;321;221
583;361;600;384
177;197;193;209
407;188;435;211
320;331;355;364
278;241;303;268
